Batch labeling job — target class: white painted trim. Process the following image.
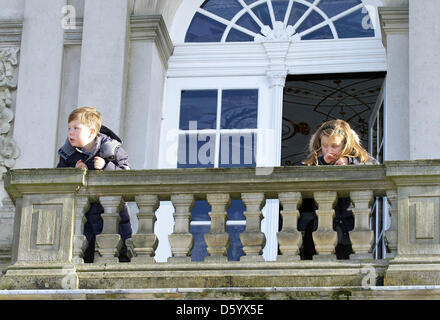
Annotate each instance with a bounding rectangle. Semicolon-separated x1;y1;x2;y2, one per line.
168;38;387;78
170;0;205;43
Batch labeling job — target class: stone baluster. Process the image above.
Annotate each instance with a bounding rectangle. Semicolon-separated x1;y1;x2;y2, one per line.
168;194;195;263
240;193;266;262
131;195;159;263
72;196;90;264
312;191;338;260
95;196;124;263
349;191;374;260
385;190;398;259
277;192;302;261
204;194;230;262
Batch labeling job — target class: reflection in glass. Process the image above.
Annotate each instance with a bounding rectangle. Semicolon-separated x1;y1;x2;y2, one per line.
252;2;273;28
185;12;227;42
201;0;243;20
221;89;258;129
179;90;217;130
219;133;256;168
317;0;362;18
333;8;375;38
226;28;255;42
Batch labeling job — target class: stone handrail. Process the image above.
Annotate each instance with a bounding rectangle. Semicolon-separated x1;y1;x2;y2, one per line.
1;160;440;289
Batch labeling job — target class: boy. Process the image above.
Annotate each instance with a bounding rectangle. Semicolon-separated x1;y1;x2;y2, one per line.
57;106;133;263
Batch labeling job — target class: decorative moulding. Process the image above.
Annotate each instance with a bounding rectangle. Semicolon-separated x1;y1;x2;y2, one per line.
378;7;409;34
0;47;20;176
0;20;22;47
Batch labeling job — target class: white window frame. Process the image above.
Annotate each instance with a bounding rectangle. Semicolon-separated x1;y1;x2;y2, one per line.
159;76;273;169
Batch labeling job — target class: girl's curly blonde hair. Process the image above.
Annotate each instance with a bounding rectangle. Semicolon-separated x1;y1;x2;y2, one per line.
302;119;370;166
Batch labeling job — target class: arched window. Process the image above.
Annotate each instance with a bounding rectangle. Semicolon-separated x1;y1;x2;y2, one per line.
185;0;375;43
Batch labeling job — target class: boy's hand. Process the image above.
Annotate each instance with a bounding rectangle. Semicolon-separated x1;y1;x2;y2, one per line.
94;156;106;170
75;160;87;169
334;157;348;165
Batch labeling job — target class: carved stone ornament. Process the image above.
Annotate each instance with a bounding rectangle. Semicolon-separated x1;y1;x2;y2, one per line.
0;47;20;176
254;21;300;42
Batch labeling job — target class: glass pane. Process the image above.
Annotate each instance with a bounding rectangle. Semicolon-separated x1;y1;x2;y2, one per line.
219;133;256;167
226;28;255;42
221;89;258;129
379;103;384;163
333;8;375;38
301;24;333;40
372;121;378;159
228;199;246;220
178;133;216;168
189;200;210;262
235;12;261;33
287;2;308;27
272;0;290;22
227;224;245;261
201;0;244;20
317;0;362;18
185;12;227;42
179;90;217;130
252;3;273;28
243;0;259;5
192;200;211;221
296;9;325;34
190;224;209;261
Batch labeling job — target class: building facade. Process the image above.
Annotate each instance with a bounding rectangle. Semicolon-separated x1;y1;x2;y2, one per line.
1;0;440;293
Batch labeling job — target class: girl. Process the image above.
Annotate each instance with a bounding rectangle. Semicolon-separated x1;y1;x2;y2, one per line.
303;119;376;166
298;119;378;259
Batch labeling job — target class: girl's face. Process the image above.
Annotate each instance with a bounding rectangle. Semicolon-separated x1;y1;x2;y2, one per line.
321;135;345;164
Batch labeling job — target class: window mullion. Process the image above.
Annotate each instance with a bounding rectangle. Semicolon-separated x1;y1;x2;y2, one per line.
283;0;294;27
214;89;222;168
267;0;276;26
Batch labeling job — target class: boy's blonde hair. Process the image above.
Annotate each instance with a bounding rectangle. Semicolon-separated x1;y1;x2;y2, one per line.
302;119;370;166
68;106;102;133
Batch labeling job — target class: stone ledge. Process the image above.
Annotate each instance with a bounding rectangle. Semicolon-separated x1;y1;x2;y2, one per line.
1;285;440;300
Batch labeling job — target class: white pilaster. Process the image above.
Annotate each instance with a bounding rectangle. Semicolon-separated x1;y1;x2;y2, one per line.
77;0;130;134
408;0;440;160
379;7;409;161
13;0;66;168
124;15;172;169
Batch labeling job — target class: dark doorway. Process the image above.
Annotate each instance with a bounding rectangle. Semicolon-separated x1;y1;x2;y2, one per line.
281;72;386;166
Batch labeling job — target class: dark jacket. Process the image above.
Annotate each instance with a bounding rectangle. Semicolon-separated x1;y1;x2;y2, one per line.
57;126;132;242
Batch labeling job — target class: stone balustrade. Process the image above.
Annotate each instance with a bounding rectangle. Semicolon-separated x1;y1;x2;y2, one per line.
1;160;440;289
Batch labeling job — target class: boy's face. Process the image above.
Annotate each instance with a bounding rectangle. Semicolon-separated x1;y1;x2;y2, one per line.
321;135;344;164
68;120;97;148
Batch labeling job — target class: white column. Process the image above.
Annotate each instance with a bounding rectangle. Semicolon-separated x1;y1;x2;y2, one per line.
124;15;172;169
13;0;66;168
379;7;409;161
408;0;440;160
77;0;130;134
